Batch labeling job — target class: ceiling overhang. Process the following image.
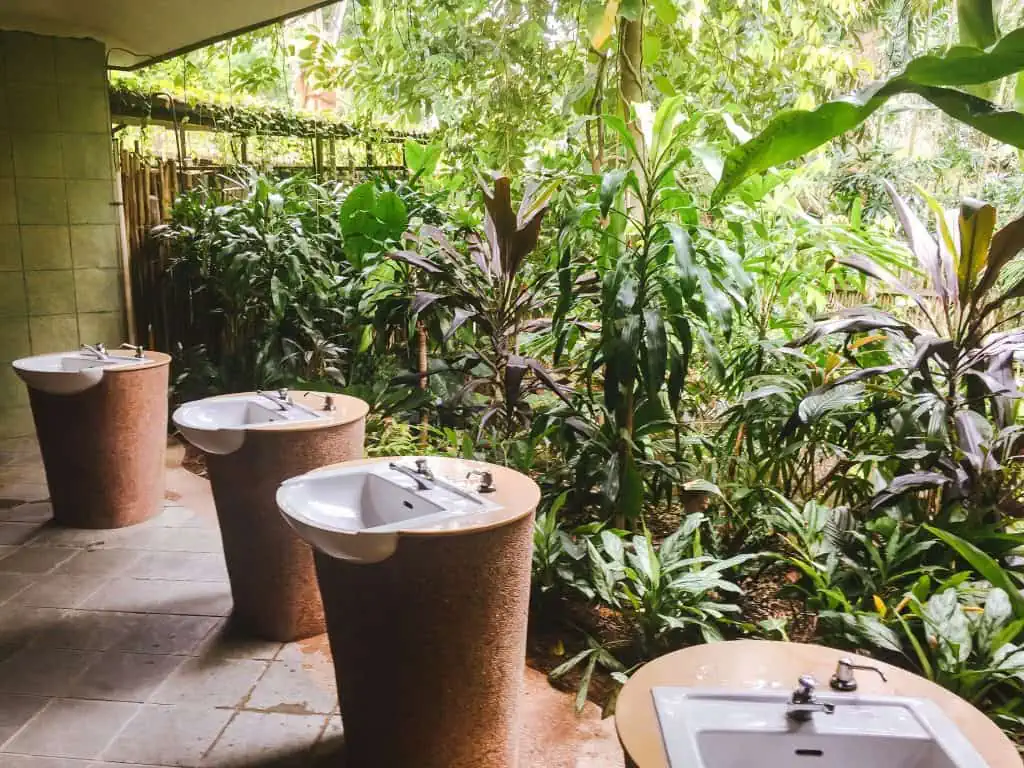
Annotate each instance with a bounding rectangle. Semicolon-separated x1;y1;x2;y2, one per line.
0;0;335;69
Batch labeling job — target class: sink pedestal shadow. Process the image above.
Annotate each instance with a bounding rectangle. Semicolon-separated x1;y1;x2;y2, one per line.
202;392;367;642
28;352;170;528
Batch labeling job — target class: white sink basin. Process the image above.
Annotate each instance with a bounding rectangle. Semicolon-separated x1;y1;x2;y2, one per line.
277;460;503;563
12;352;149;395
172;394;324;455
652;688;987;768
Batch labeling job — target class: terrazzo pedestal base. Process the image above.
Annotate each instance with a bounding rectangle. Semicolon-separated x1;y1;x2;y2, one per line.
205;400;366;642
314;513;534;768
28;354;170;529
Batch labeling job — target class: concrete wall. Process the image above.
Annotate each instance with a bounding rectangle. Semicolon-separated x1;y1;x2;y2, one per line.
0;31;123;438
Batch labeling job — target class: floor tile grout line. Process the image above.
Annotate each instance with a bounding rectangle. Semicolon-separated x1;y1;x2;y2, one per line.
0;693;54;754
197;706;242;765
94;696;148;765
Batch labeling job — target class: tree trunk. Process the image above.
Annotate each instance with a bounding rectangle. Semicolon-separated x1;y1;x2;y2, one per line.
617;11;644;123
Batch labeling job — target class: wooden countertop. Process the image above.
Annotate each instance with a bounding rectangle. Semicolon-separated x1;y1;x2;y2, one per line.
615;639;1021;767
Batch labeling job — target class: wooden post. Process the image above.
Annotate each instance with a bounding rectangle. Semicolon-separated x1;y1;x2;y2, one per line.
113;144;137;345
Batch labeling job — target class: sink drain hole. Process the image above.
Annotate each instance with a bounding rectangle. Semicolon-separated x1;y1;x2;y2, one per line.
795;749;824;757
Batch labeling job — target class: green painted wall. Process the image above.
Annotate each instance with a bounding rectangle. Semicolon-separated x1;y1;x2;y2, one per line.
0;31;124;438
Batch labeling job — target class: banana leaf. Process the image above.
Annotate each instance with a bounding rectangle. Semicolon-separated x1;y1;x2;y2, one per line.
712;29;1024;204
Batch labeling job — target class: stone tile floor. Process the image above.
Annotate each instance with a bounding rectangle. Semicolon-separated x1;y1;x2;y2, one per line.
0;437;623;767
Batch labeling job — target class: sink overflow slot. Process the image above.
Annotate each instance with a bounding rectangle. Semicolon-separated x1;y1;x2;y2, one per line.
402;500;414;510
794;749;824;758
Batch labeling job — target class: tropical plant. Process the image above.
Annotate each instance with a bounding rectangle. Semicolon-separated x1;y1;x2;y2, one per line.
556;97;750;527
833;577;1024;738
153;172;348;395
787;183;1024;525
574;513;757;654
391;173;572;438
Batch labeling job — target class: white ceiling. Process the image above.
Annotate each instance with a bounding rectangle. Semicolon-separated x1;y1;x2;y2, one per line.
0;0;332;69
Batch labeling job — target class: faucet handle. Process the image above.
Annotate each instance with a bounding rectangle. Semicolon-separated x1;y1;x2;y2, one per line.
797;675;817;692
415;458;433;478
830;657;887;692
791;674;818;704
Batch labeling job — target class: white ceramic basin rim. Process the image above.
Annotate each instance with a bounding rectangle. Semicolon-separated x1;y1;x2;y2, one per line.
12;352;149;395
172;394;323;455
276;461;504;564
652;687;988;768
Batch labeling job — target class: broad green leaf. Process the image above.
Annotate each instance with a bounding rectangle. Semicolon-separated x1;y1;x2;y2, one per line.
905;32;1024;86
405;139;442;178
654;75;676;96
958;0;1000;50
548;648;593;679
602;114;641;162
959;0;1001;99
650;0;678;25
631;533;659;584
643;308;667;398
923;588;973;664
600;169;628;217
712;32;1024;204
957;199;996;296
696;327;724;381
404;139;425;174
978;588;1013;649
643;34;662;64
650;96;685;165
374;191;408;236
666;223;696;285
601;530;625;563
925;525;1024;615
339;182;376;230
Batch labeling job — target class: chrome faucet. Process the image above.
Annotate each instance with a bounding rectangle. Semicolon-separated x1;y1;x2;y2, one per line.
255;389;290;412
388;460;487;505
81;342;109;360
830;657;887;692
787;675;835;722
389;461;435;491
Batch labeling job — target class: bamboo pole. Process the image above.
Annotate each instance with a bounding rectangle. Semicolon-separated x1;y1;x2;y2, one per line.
113;142;137;344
